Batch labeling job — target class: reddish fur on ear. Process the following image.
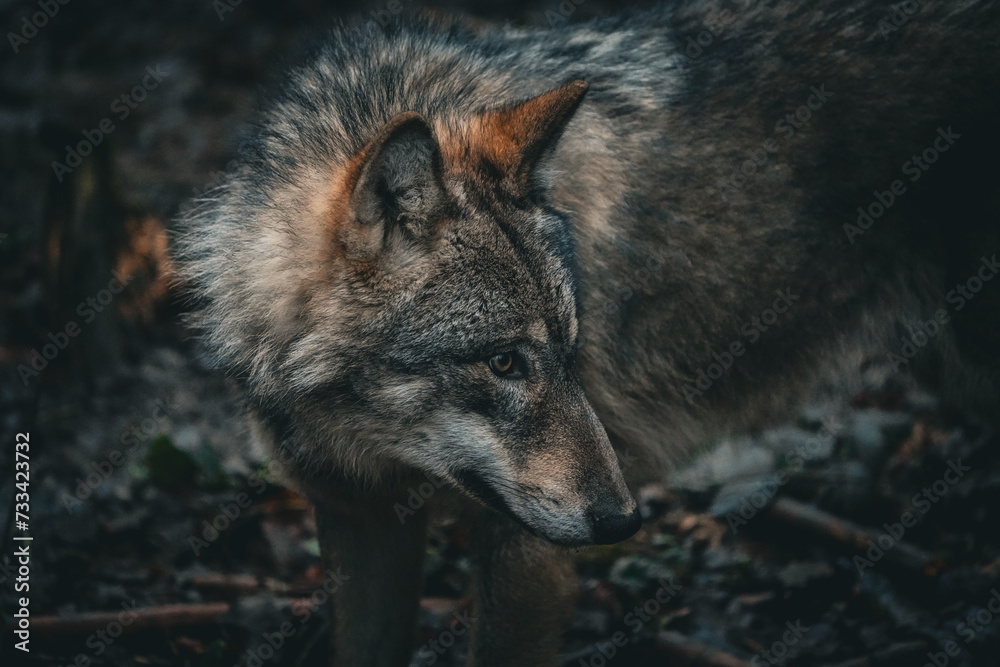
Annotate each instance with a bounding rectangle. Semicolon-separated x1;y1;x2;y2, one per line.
470;79;589;191
328;111;442;258
330;111;430;225
344;112;430;198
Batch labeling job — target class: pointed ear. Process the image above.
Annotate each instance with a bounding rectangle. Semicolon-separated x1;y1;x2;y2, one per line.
340;112;446;258
471;79;588;193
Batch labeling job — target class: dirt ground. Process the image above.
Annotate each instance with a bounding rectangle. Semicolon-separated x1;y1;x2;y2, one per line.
1;1;999;666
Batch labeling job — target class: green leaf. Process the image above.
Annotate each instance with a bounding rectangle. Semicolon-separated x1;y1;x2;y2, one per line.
145;435;199;491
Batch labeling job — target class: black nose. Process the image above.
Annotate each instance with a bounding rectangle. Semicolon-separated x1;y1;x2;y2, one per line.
589;504;642;544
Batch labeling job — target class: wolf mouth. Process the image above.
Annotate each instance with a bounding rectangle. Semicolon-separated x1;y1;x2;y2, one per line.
449;466;598;547
450;466;517;513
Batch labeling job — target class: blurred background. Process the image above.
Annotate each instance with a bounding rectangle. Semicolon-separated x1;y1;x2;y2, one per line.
1;1;999;665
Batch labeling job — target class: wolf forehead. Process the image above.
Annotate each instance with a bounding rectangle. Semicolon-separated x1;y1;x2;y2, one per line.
177;24;601;390
344;185;579;355
240;80;590;350
396;245;579;352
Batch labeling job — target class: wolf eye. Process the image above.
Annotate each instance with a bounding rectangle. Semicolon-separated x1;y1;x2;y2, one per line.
488;352;521;378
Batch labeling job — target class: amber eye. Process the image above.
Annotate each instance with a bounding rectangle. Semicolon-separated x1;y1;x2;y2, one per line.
488;353;515;376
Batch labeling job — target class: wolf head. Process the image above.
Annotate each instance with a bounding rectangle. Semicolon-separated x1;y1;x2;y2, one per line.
183;80;639;546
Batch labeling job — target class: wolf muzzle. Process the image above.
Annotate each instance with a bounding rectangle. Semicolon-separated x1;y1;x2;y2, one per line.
587;500;642;544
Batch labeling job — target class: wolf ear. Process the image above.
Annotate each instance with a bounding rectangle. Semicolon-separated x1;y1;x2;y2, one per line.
342;111;446;257
472;79;588;194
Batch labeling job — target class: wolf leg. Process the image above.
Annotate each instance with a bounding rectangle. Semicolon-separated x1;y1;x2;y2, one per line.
466;510;577;667
313;485;428;667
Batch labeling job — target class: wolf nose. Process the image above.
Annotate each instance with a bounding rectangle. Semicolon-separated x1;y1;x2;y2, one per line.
588;504;642;544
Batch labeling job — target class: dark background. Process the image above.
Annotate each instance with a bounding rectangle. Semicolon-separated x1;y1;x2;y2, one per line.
1;1;999;666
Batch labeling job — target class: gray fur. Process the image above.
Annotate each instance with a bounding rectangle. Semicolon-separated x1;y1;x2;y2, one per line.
175;2;1000;664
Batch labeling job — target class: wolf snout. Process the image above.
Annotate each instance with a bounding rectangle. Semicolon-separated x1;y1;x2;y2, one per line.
587;498;642;544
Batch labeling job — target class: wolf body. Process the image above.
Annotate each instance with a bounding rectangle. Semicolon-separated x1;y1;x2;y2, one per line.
177;1;1000;665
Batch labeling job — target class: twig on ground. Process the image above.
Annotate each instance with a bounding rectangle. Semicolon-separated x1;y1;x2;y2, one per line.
818;640;929;666
656;630;750;666
766;497;941;575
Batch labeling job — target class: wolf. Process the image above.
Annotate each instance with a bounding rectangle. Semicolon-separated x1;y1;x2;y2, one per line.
175;1;1000;664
